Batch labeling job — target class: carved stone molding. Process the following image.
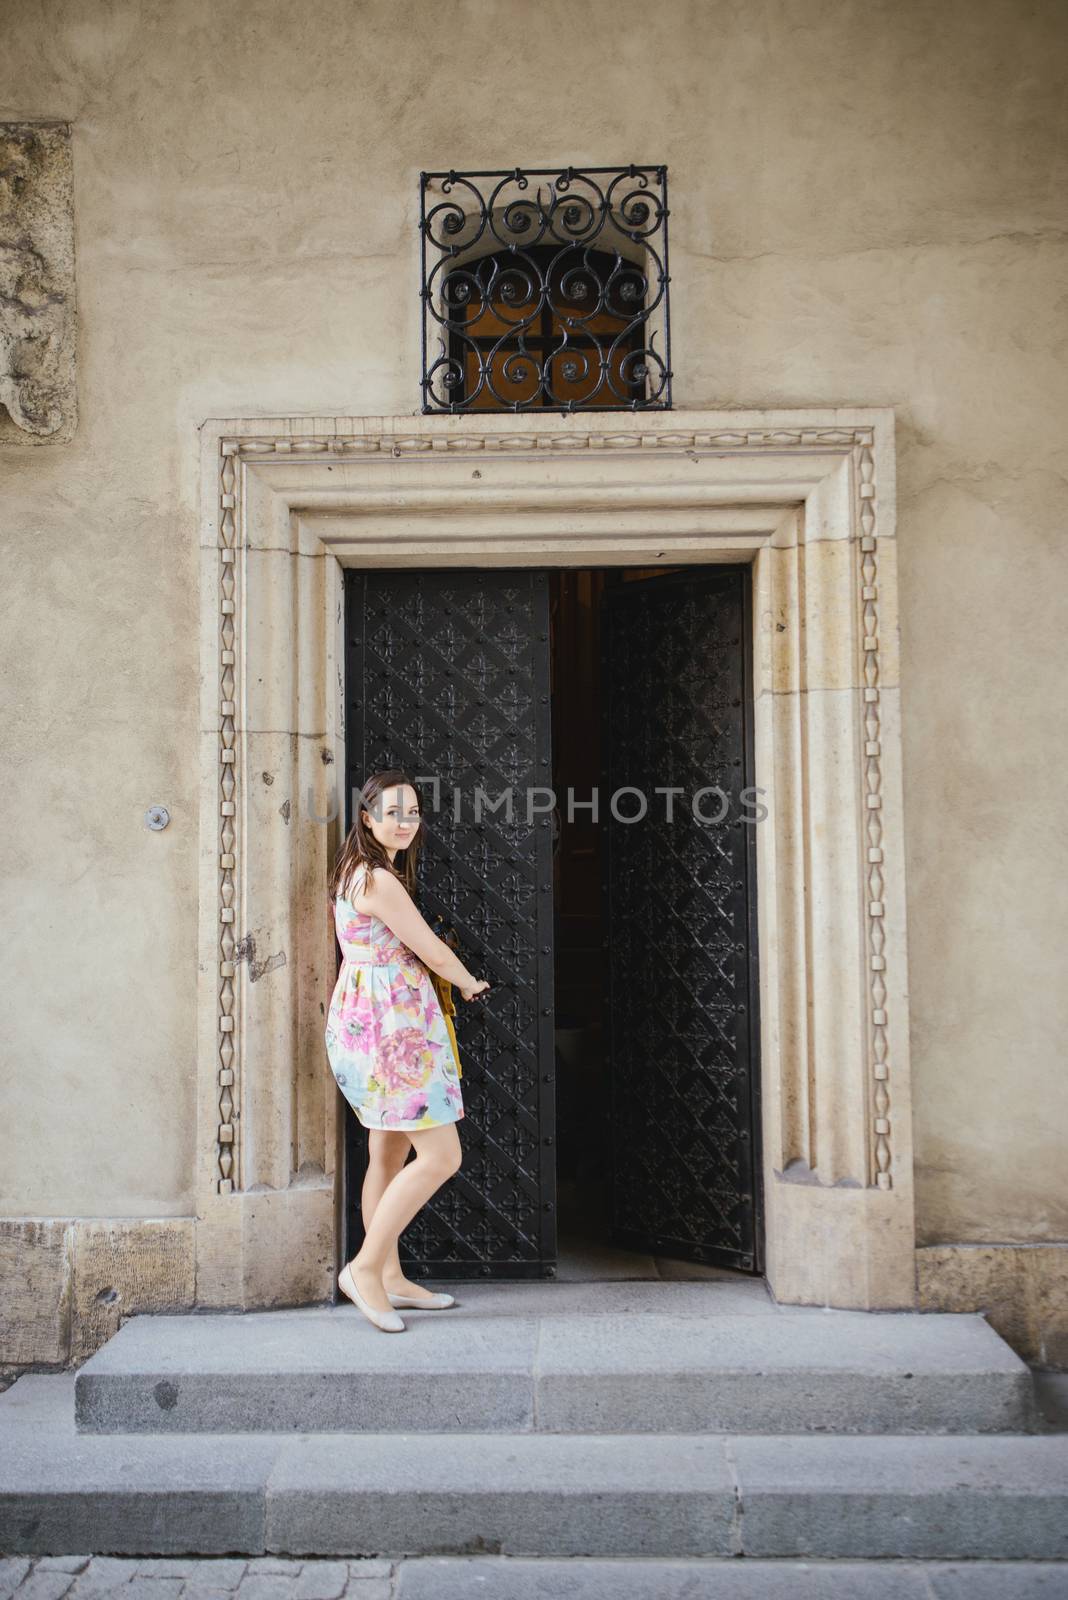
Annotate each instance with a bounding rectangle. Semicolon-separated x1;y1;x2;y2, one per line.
196;409;914;1311
214;445;239;1190
230;426;868;456
0;122;76;444
854;435;893;1188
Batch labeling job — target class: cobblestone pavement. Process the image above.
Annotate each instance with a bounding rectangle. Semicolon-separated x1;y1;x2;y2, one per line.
4;1556;1068;1600
0;1557;395;1600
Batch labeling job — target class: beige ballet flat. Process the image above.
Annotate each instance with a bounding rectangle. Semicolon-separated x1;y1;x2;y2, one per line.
338;1261;406;1332
387;1289;457;1309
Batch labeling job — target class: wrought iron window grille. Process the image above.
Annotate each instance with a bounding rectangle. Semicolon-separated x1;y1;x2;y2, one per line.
419;165;672;414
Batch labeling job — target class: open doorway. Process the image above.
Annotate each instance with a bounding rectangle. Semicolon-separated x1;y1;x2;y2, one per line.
342;562;762;1279
549;566;764;1275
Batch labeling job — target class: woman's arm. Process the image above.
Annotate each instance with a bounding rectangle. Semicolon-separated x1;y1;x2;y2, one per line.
357;868;480;989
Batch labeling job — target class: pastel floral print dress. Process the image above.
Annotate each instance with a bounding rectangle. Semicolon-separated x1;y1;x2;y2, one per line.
325;865;465;1130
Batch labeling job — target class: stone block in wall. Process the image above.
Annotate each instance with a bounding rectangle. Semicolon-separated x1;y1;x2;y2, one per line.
0;1217;195;1374
0;1219;73;1367
917;1242;1068;1370
69;1219;196;1363
0;121;77;444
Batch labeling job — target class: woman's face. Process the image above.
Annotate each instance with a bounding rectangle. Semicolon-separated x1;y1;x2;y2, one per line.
361;783;421;853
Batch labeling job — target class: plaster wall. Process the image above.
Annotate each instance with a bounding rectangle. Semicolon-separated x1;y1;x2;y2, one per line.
1;0;1065;1257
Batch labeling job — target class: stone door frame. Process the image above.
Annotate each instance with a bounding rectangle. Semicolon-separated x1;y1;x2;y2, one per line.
195;407;915;1311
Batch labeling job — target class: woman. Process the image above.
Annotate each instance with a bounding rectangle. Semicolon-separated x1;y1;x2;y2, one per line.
325;768;490;1333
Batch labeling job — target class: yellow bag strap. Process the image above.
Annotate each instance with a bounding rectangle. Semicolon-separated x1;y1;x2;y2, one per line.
429;968;462;1079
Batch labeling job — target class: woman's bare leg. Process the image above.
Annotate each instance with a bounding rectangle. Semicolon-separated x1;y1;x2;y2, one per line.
349;1122;462;1313
358;1129;449;1302
360;1126;410;1253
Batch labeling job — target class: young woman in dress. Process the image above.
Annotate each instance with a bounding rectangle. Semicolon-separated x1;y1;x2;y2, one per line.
325;768;490;1333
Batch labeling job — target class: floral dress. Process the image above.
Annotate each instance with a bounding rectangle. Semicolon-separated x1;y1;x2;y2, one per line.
325;867;465;1130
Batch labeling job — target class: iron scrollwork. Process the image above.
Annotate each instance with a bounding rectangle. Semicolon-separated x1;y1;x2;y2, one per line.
419;165;672;413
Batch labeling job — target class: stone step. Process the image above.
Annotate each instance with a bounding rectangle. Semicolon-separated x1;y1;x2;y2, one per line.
393;1556;1068;1599
1;1377;1065;1561
72;1287;1037;1436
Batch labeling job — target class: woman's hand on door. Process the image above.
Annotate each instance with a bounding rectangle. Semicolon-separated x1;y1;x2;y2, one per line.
459;978;491;1001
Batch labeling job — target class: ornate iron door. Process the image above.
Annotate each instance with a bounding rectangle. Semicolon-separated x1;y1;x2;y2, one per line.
600;566;763;1273
343;567;556;1279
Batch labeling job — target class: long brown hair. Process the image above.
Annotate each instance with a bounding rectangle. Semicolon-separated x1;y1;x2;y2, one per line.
328;768;424;903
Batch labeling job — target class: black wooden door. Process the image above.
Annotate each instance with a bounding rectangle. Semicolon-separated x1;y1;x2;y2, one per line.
600;566;763;1273
343;567;557;1279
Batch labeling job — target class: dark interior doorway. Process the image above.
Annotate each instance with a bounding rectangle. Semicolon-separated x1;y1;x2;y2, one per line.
550;568;763;1275
341;562;763;1280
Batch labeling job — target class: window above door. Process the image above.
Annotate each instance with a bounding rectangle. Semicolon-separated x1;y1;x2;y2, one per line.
419;165;672;414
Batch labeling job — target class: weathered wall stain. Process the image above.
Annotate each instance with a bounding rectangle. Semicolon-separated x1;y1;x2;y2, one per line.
234;933;287;983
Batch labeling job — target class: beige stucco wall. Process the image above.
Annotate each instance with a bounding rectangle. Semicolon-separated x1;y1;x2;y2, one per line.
1;1;1065;1259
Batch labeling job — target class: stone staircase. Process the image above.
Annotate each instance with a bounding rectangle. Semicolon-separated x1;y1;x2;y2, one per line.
1;1277;1066;1565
